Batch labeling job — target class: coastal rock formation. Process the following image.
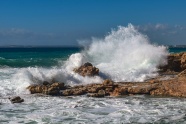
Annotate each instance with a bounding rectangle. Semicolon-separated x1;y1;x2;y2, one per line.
9;96;24;103
27;82;65;95
27;60;186;98
26;74;186;98
160;52;186;73
73;62;99;76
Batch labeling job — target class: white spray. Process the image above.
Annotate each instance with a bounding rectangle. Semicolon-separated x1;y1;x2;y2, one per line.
73;24;168;81
0;24;168;96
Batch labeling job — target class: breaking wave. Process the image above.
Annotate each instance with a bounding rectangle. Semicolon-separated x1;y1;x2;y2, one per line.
0;24;168;96
67;24;168;82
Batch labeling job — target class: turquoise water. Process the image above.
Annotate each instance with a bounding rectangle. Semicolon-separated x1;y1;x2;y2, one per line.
0;47;185;123
0;47;81;67
169;47;186;53
0;47;184;68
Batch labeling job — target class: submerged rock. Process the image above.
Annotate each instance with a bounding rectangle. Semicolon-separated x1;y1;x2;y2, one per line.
73;62;99;76
9;96;24;103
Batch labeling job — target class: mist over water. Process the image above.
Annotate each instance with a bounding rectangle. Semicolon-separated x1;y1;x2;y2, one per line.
70;24;168;81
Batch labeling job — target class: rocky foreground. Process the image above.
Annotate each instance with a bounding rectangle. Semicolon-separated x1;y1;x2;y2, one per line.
26;52;186;98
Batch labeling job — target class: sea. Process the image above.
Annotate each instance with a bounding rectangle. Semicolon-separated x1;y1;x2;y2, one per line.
0;24;186;124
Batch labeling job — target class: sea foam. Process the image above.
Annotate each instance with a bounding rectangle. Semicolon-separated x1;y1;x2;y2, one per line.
68;24;168;81
0;24;168;96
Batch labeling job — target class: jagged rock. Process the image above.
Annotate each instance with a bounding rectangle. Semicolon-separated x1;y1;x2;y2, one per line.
27;82;65;95
150;76;186;97
159;52;186;73
74;62;99;76
9;96;24;103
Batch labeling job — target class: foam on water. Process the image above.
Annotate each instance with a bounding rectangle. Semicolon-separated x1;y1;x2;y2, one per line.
70;24;168;81
0;24;168;96
0;66;102;96
0;95;186;123
0;24;184;123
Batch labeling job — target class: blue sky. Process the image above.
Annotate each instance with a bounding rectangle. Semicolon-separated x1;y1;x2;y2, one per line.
0;0;186;46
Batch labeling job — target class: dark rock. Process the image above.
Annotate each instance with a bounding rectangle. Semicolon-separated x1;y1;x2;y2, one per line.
159;52;186;73
43;81;50;86
9;96;24;103
83;62;93;67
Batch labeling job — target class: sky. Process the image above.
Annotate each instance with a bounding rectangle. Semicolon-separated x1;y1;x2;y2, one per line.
0;0;186;46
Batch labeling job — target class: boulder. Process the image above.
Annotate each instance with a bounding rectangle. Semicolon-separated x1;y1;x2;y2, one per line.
9;96;24;103
159;52;186;73
74;62;99;76
27;82;65;95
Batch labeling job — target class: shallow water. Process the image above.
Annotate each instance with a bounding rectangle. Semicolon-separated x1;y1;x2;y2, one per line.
0;95;186;124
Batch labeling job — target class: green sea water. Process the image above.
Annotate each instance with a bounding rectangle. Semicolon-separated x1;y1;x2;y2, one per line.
0;47;184;68
0;47;81;67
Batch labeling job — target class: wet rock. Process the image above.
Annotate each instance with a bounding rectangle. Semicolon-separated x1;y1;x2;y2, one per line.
51;82;65;90
103;79;114;86
159;52;186;73
27;85;43;94
60;89;74;96
74;62;99;76
87;84;104;93
43;81;50;86
27;82;65;95
9;96;24;103
87;89;105;98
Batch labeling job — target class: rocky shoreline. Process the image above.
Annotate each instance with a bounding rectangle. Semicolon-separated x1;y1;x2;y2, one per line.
26;52;186;98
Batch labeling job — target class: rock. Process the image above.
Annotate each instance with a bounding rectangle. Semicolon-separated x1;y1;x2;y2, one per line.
159;52;186;73
87;90;105;98
27;82;64;95
43;81;50;85
150;76;186;97
181;53;186;69
98;89;105;97
9;96;24;103
60;89;74;96
74;62;99;76
83;62;93;67
87;84;103;93
26;53;186;98
103;79;114;86
43;87;59;95
51;82;65;90
178;69;186;77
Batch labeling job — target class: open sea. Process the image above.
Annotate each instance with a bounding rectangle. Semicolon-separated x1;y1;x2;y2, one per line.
0;25;186;124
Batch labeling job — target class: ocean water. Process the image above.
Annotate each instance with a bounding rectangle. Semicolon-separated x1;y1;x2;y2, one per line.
0;24;186;123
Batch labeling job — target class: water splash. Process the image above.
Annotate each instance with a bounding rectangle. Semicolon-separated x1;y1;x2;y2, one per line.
69;24;168;81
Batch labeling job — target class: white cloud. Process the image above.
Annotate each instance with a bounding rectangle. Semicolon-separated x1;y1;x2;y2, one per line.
135;24;186;45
